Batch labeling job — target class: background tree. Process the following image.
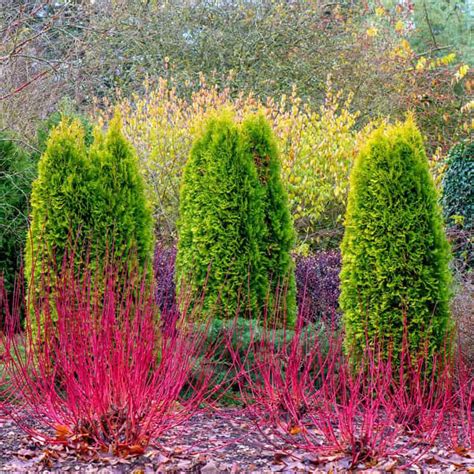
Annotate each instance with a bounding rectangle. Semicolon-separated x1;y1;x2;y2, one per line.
2;1;470;157
340;117;453;359
0;1;92;141
79;0;470;154
408;0;473;64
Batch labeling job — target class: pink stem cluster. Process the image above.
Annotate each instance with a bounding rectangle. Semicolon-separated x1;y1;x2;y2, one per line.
0;259;227;454
228;316;473;467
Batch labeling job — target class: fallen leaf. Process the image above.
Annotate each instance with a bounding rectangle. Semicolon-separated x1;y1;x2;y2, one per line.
128;444;146;456
273;451;287;464
289;425;302;435
55;424;72;441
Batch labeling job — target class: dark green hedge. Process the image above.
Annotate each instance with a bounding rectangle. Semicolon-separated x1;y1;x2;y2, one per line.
441;140;473;270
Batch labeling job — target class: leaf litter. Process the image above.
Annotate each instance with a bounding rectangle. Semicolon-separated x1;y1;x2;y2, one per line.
0;410;472;473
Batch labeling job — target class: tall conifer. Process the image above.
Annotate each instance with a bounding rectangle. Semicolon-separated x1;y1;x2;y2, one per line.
340;117;453;359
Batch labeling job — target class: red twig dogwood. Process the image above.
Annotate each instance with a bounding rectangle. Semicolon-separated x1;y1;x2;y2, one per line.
228;312;471;467
0;256;229;456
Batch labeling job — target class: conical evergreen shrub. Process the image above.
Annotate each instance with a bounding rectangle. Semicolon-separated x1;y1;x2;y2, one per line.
25;118;93;336
241;113;296;325
36;109;94;159
89;114;154;271
175;111;263;320
340;117;453;360
25;118;92;287
26;115;154;335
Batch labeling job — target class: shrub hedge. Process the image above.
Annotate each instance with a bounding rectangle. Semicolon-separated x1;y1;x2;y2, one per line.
441;140;473;271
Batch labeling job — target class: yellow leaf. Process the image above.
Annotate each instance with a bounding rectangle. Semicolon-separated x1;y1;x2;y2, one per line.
400;39;412;53
416;57;427;71
366;27;378;37
395;20;404;33
441;52;456;65
455;64;469;81
375;6;385;16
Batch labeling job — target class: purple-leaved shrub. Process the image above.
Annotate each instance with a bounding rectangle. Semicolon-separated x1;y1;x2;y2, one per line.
295;251;341;323
154;244;342;327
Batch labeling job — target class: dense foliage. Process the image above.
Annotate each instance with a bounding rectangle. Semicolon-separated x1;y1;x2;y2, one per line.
0;1;472;468
25;118;92;305
25;116;153;335
1;108;93;299
89;115;154;270
340;118;453;359
176;112;296;324
35;109;94;159
99;81;368;248
0;136;35;295
441;140;473;270
241;113;296;324
176;112;264;320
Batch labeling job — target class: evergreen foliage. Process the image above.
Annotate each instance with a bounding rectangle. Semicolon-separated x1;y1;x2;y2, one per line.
36;110;94;158
441;140;473;269
175;111;263;320
1;109;93;298
241;113;296;325
89;114;154;270
25;115;154;335
25;118;92;336
0;135;35;294
340;117;453;359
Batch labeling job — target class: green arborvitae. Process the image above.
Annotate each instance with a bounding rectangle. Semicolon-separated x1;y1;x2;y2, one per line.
25;115;154;335
340;117;453;360
241;113;297;326
175;111;263;320
89;114;154;272
25;118;93;332
441;140;473;270
1;110;93;300
36;110;94;159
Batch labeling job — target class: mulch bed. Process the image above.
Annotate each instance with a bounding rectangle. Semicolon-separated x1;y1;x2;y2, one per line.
0;409;473;473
